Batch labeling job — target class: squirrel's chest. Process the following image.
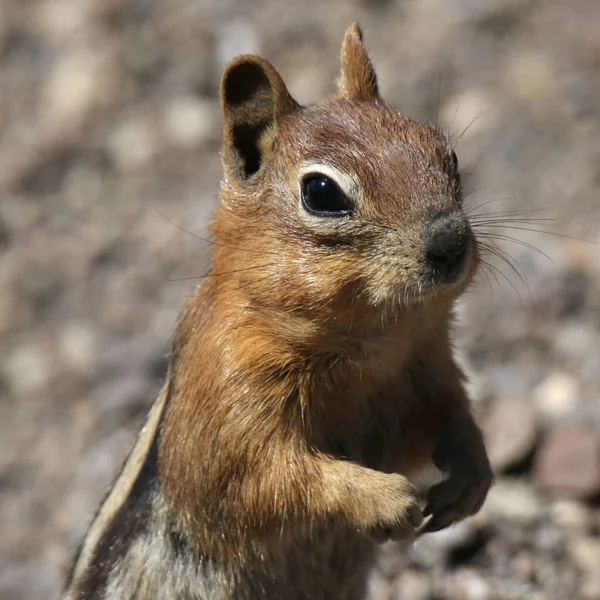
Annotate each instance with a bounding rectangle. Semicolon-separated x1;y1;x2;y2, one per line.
311;370;418;469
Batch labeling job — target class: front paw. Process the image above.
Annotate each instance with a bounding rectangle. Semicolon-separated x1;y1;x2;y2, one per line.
366;474;423;542
420;423;493;534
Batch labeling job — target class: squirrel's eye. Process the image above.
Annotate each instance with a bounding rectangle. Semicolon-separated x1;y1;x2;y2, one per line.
301;175;353;216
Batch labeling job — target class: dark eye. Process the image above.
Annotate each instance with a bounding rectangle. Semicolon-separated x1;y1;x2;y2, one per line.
301;175;353;216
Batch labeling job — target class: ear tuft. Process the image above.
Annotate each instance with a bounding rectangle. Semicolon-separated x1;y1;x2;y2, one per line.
220;56;298;181
337;22;379;101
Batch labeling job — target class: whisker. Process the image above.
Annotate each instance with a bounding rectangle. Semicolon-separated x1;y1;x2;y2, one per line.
156;209;279;256
478;257;525;306
476;232;554;262
470;217;555;226
478;259;501;287
477;264;494;296
476;224;595;243
467;206;549;219
201;273;280;298
167;263;279;282
464;197;520;215
232;275;279;327
435;71;443;130
450;102;460;127
478;241;528;287
452;101;498;146
461;186;485;201
469;209;553;219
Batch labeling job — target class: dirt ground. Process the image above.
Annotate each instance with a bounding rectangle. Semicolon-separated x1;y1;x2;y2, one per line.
1;1;600;599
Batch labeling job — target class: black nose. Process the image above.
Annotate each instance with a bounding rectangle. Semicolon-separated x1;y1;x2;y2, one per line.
425;215;471;283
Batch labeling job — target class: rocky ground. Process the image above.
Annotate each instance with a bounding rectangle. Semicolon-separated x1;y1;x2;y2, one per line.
1;1;600;599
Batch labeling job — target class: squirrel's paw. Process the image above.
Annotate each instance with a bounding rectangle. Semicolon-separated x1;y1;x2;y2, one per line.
419;459;493;534
365;475;423;542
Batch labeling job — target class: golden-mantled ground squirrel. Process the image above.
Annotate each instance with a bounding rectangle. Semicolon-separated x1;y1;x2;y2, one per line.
65;22;493;600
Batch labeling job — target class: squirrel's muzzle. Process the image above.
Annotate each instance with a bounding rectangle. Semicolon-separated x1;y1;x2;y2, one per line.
424;214;472;284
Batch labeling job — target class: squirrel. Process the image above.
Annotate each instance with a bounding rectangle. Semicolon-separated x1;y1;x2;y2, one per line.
64;22;493;600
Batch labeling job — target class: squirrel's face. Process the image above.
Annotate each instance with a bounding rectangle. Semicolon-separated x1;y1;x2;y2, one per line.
216;26;477;323
270;102;476;310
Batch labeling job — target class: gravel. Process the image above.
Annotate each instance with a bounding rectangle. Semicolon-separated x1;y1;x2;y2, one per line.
1;1;600;599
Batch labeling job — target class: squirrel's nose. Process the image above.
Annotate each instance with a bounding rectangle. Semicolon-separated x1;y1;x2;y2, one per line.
425;215;471;283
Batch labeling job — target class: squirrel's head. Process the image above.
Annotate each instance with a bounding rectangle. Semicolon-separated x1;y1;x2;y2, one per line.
213;23;478;328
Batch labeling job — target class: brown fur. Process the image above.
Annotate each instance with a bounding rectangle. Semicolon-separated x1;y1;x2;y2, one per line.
337;22;379;100
65;23;492;599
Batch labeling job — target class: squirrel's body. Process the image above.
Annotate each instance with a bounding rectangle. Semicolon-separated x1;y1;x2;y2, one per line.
65;24;493;600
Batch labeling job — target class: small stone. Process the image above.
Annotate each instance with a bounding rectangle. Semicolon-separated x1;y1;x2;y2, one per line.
377;541;407;578
445;568;490;600
533;373;580;419
483;479;544;524
2;338;54;397
92;373;151;417
284;61;332;105
505;50;557;106
33;0;92;42
62;164;103;211
564;239;594;273
410;534;441;569
216;20;259;72
162;97;219;150
535;524;565;555
367;570;391;600
393;569;433;600
43;48;117;139
579;576;600;600
58;322;97;376
481;397;539;472
555;322;595;361
513;550;536;583
423;519;482;554
568;536;600;575
550;500;594;532
411;518;488;568
535;424;600;499
440;89;496;141
108;116;159;172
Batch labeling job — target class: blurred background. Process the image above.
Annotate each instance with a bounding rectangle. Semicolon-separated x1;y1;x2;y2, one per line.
1;0;599;598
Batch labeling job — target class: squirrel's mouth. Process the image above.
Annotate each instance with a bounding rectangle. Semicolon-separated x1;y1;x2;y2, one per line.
400;239;476;305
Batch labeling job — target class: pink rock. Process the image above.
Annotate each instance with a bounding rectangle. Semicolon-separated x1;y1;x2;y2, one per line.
535;424;600;499
480;397;539;472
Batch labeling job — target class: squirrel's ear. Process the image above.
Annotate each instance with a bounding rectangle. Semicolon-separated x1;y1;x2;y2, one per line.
336;23;379;101
220;56;299;181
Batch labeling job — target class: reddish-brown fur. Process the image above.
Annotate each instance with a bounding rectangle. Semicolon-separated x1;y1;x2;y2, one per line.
66;22;492;600
160;24;491;556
